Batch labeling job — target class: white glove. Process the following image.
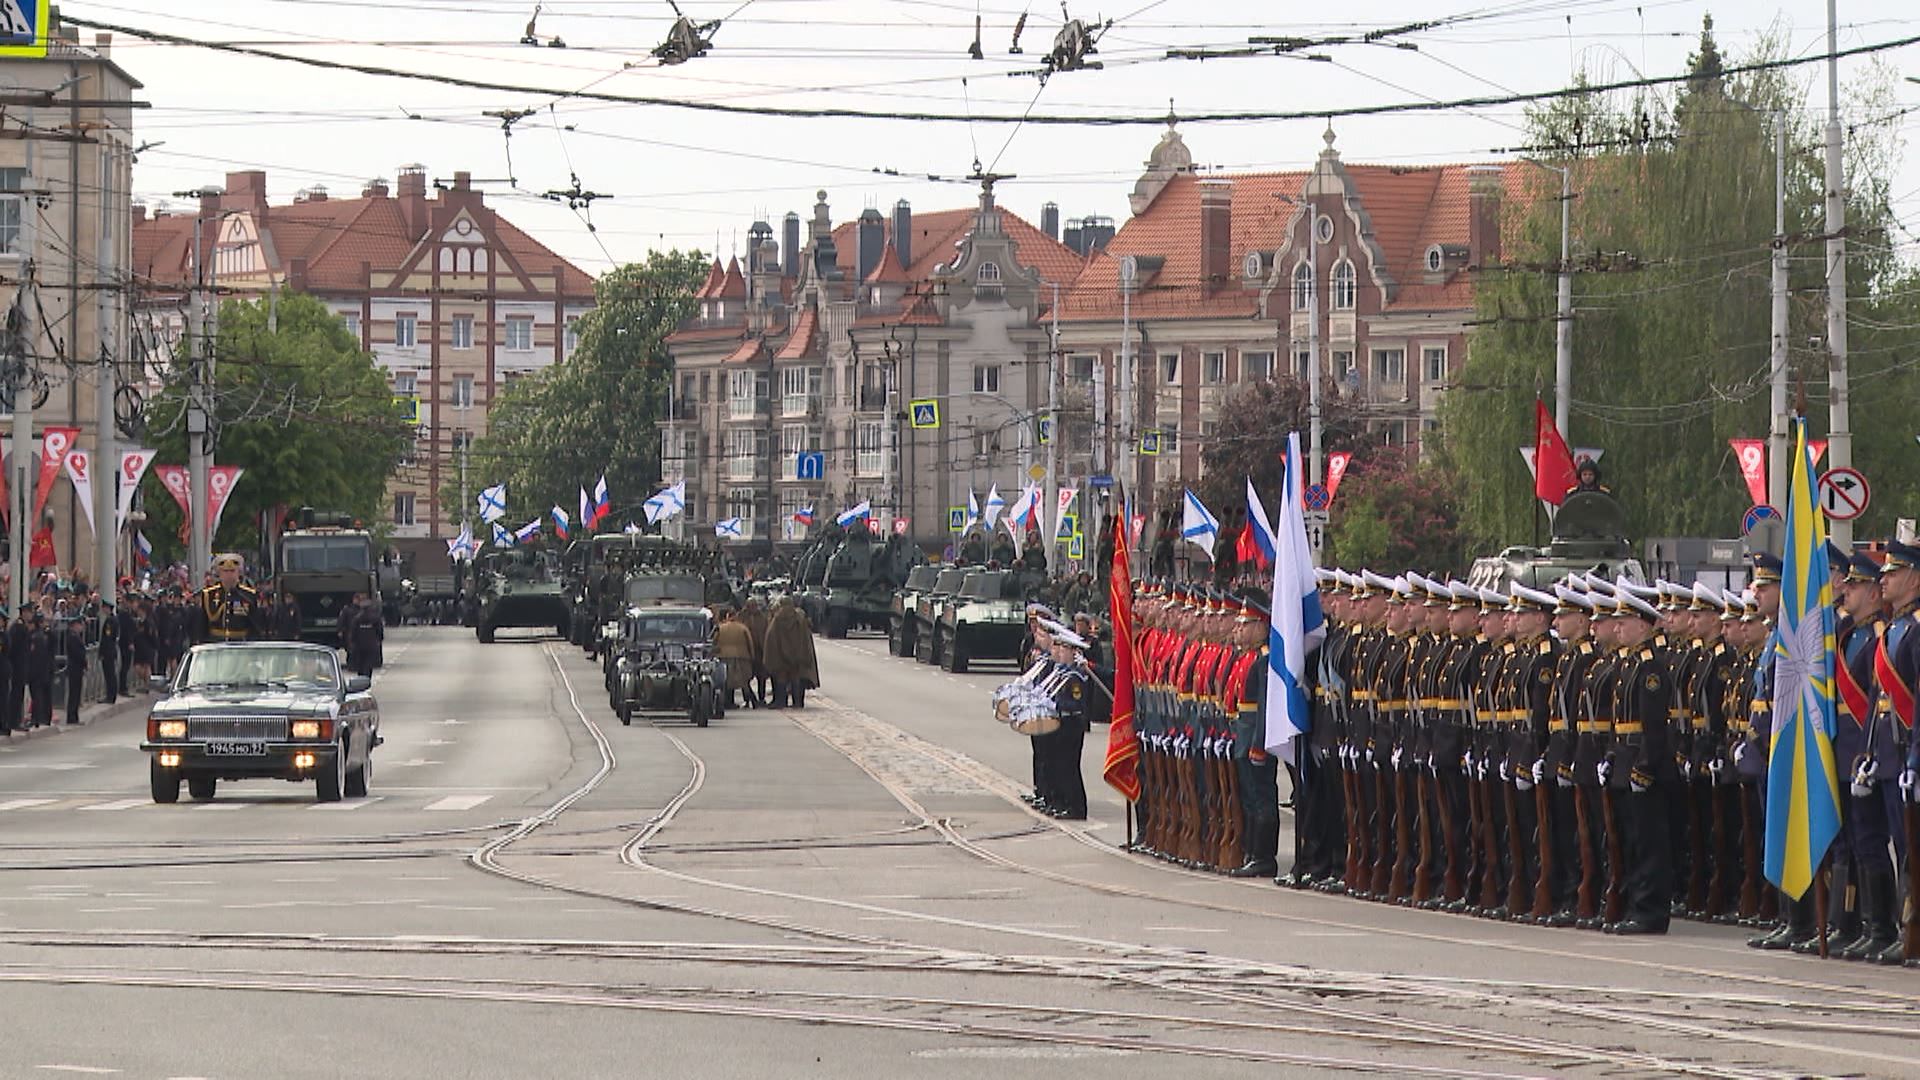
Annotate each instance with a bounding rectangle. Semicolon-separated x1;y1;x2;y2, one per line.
1731;741;1747;768
1497;761;1511;784
1531;759;1546;786
1596;759;1613;787
1900;768;1918;803
1463;750;1476;774
1391;747;1404;770
1707;756;1725;778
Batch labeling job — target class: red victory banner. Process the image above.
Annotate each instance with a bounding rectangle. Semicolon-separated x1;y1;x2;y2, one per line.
206;465;245;539
1730;438;1768;506
1324;451;1352;505
1532;401;1579;505
1102;514;1141;802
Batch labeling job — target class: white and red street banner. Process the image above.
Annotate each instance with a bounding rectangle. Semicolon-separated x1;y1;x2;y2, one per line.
32;426;79;523
207;466;244;539
1054;486;1079;543
155;465;192;521
116;448;156;531
1730;438;1768;507
64;450;96;535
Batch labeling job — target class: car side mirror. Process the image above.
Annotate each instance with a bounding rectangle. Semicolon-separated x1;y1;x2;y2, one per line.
149;674;171;694
345;675;373;694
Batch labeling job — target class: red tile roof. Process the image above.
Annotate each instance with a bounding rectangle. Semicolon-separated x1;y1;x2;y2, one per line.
829;205;1083;290
863;240;911;285
723;337;764;363
694;259;724;299
715;257;747;301
775;307;816;360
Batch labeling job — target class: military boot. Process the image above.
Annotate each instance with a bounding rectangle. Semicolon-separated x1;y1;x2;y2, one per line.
1838;864;1897;961
1750;892;1815;950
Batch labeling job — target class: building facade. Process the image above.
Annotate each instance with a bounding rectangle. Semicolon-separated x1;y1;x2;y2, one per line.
0;23;140;580
1052;122;1516;494
132;168;596;567
661;183;1087;556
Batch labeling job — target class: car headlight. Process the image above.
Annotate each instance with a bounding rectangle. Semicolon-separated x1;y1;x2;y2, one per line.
154;719;187;740
290;719;331;740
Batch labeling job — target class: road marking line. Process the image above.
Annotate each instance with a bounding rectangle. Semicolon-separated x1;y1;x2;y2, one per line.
309;797;384;811
423;795;490;812
1143;925;1226;934
193;803;243;812
79;798;147;811
0;798;58;811
78;906;155;914
35;1065;120;1073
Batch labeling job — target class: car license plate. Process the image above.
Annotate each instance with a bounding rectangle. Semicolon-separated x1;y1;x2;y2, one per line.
206;741;268;756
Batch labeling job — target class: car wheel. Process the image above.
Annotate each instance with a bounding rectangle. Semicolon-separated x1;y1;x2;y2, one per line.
477;623;495;644
557;619;571;639
826;608;849;639
345;736;372;798
947;639;969;674
619;700;633;727
690;687;709;728
150;759;181;804
711;685;727;720
930;627;945;666
316;740;346;803
187;776;217;801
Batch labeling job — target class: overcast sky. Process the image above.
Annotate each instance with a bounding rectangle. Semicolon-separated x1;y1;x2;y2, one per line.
89;0;1919;276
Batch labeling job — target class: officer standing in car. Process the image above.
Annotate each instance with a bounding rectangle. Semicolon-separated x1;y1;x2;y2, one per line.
191;554;266;645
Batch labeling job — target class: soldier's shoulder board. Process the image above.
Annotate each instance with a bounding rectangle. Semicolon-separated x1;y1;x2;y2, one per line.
1639;647;1654;661
1538;639;1554;655
1578;641;1594;655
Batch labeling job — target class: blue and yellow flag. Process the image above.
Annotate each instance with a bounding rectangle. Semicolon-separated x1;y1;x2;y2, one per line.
1763;419;1844;900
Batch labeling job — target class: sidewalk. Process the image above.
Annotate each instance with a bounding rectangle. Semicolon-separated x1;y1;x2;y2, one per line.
4;690;150;744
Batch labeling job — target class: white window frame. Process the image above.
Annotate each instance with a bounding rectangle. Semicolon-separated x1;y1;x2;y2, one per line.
976;261;1001;285
1203;351;1226;385
1241;350;1273;382
392;370;417;396
505;316;534;352
1372;347;1405;386
1423;345;1448;383
564;317;581;354
0;167;23;254
451;428;473;454
1160;353;1180;386
856;420;884;476
1067;353;1096;384
1291;262;1313;311
972;364;1000;394
450;314;474;351
1331;260;1357;311
393;492;416;526
394;312;418;350
452;374;475;411
342;311;362;340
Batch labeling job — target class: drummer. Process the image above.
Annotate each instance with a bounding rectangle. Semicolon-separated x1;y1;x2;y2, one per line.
1040;626;1092;821
1019;616;1061;809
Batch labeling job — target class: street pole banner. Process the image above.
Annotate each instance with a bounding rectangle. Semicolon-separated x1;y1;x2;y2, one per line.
32;425;78;523
64;449;96;535
117;448;156;531
207;466;245;541
156;464;193;524
1730;438;1767;506
1325;451;1352;504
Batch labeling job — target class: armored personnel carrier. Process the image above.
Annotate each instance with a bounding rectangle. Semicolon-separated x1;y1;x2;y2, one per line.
819;529;923;639
473;547;571;643
888;564;943;657
1465;489;1647;592
935;568;1033;673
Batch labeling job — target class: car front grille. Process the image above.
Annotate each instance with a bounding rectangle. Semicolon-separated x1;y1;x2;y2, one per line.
188;716;289;741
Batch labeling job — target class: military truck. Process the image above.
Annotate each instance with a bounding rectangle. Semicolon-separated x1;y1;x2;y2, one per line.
819;529;923;639
473;547;571;643
568;534;737;652
937;568;1037;673
1466;489;1647;592
276;509;382;646
887;564;943;657
912;566;969;666
788;531;838;628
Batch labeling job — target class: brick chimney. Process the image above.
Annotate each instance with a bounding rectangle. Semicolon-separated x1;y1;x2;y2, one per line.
1198;179;1232;293
1467;164;1504;268
397;164;429;237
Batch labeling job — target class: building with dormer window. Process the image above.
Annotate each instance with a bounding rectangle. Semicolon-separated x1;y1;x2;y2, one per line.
661;181;1086;553
132;168;595;566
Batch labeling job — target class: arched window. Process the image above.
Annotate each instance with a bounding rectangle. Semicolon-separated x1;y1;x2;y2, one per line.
977;261;1001;284
1331;259;1357;310
1291;262;1313;311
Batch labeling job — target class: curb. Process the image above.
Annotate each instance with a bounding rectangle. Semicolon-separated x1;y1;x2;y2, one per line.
4;693;150;745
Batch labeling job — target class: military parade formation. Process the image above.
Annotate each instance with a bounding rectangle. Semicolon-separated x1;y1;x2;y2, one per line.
1112;541;1920;963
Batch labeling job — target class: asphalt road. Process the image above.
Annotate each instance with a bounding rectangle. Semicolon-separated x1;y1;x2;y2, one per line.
0;624;1915;1079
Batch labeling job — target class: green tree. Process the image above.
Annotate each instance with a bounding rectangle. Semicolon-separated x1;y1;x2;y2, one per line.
1440;20;1916;547
143;293;410;559
1327;448;1466;573
1192;375;1364;516
446;251;707;531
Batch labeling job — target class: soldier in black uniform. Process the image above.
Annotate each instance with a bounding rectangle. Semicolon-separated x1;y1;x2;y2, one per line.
5;607;27;731
24;608;53;729
1604;584;1676;934
191;554;266;645
97;602;118;706
1229;593;1278;879
1044;626;1091;820
0;608;12;736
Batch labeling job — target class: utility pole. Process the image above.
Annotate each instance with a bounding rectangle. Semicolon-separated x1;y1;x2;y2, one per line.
188;218;212;579
10;91;39;614
1553;167;1574;443
1306;197;1323;485
1118;255;1136;547
1767;113;1790;512
1044;281;1060;569
1822;0;1853;546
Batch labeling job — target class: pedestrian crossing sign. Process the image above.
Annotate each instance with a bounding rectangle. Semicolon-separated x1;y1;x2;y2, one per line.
0;1;49;57
395;394;420;425
1056;513;1077;540
948;507;966;532
1067;534;1084;560
910;399;940;429
1139;430;1162;456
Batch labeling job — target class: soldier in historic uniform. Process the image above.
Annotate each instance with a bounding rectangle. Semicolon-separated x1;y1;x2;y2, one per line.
1373;577;1416;902
1603;584;1676;934
1505;583;1561;922
1683;582;1740;923
1229;593;1279;879
1832;552;1898;960
1875;540;1920;965
191;554;266;645
1542;582;1598;926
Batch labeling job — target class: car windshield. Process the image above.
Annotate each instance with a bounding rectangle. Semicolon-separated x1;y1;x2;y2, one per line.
933;570;966;594
178;647;338;690
281;536;372;573
959;573;1005;600
630;615;709;641
905;566;940;590
625;575;706;604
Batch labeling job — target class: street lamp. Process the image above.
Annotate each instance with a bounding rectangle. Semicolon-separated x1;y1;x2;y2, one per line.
1275;192;1323;486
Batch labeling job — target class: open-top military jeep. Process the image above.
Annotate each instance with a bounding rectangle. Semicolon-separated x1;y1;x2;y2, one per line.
609;605;727;729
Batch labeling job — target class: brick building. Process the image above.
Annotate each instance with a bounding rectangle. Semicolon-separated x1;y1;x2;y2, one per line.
132;168;595;566
1052;122;1518;492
